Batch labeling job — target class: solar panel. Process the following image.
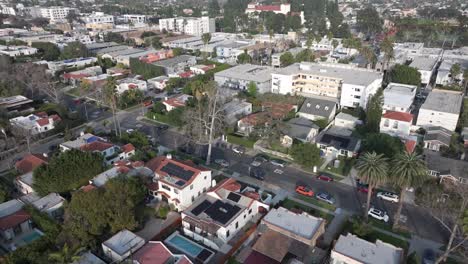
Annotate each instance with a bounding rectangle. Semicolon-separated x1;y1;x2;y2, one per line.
204;200;241;225
191;200;212;216
227;192;241;203
161;162;195;181
175;180;186;186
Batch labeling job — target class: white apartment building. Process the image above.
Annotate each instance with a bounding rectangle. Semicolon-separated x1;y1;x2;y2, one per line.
436;59;467;86
272;63;383;109
331;233;403;264
45;57;98;73
83;12;114;30
383;82;417;112
181;178;270;251
29;6;76;22
215;64;274;93
380;111;414;138
121;14;147;24
0;4;16;15
146;155;213;211
0;45;37;57
116;78;147;94
159;17;215;36
416;89;463;132
408;56;438;85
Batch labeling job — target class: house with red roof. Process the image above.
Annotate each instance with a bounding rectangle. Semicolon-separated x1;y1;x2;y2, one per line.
180;178;270;251
9;113;61;135
162;94;193;112
380;110;414;137
245;2;291;15
146;154;212;210
14;153;48;195
133;241;193;264
190;64;216;75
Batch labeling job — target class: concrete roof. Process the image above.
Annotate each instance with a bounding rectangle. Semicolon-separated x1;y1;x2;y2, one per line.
262;207;324;240
20;192;65;212
274;63;383;86
384;82;416;109
333;233;403;264
409;56;438;71
284;117;319;141
0;199;23;218
420;89;463;114
72;252;106;264
298;96;337;119
102;229;145;256
152;55;196;68
215;64;274;83
335;112;359;122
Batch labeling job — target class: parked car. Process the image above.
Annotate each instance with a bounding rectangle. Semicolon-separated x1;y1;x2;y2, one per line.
377;192;399;203
317;174;333;182
296;186;314;197
126;128;135;134
422;248;436;264
232;146;245;155
251;155;268;167
368;207;389;223
214;159;229;167
316;192;335;204
356;179;369;193
270;159;286;167
249;167;265;180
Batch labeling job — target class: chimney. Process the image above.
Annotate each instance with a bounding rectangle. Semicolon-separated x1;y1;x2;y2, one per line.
166;153;172;160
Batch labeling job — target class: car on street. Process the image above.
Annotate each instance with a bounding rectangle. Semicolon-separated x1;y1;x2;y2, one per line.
317;174;333;182
377;192;399;203
251;154;268;167
296;186;314;197
422;248;436;264
214;159;229;167
232;146;245;155
249;167;265;180
368;207;389;223
316;192;335;204
270;159;286;167
126;128;135;134
356;179;369;193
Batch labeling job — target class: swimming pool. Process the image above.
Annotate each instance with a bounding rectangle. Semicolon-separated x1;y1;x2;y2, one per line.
22;229;44;243
165;232;214;263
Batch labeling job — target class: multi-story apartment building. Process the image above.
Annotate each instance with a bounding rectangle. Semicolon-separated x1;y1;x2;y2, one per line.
83;12;114;30
121;14;147;24
416;89;463;132
383;82;417;112
181;178;270;251
272;63;383;108
159;17;215;36
28;6;76;22
215;64;274;94
146;155;213;211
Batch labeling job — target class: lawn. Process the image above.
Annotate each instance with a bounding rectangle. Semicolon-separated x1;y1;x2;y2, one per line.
322;157;355;177
368;218;412;239
281;198;334;224
227;134;256;148
295;194;337;212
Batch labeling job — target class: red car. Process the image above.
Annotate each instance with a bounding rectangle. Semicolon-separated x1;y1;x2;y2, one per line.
296;186;314;197
317;174;333;182
357;186;369;193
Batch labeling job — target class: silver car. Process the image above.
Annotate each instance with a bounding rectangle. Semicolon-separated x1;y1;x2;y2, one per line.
214;159;229;167
316;192;336;205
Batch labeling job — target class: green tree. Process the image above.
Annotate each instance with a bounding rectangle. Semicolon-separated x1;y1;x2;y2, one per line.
389;64;422;86
33;149;104;195
356;6;383;35
359;45;377;69
295;49;315;62
237;51;252;64
120;131;149;148
362;133;404;159
290;142;322;168
61;42;88;59
104;32;125;43
0;184;8;203
450;63;461;82
280;52;295;67
365;88;383;133
151;36;162;49
118;89;144;109
97;56;115;70
129;57;165;79
48;244;82;264
380;36;395;71
152;101;166;114
247;81;257;98
208;0;220;17
32;42;61;61
356;152;388;221
201;33;212;59
391;152;428;229
103;76;121;136
140;31;157;38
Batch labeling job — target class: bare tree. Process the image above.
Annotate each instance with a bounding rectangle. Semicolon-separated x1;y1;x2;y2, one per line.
183;81;225;165
417;180;468;263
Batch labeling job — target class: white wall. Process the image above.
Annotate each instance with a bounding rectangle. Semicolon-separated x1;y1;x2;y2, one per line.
416;109;459;131
380;118;411;137
271;73;294;95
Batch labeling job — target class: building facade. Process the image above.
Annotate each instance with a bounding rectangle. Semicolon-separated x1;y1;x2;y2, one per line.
159;17;215;36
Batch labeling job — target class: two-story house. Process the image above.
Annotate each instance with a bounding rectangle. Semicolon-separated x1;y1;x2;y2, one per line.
146;155;213;211
380;111;414;138
181;178;270;251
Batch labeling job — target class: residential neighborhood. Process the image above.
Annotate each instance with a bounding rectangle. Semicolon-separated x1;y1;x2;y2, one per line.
0;0;467;263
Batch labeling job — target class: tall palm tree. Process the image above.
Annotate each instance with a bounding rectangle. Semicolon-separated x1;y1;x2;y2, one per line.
391;152;428;229
48;244;83;264
103;76;121;137
201;33;212;59
356;152;389;221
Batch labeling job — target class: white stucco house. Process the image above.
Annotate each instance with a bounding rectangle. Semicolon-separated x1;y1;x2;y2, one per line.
380;111;414;138
383;82;417;112
116;78;147;94
102;229;145;262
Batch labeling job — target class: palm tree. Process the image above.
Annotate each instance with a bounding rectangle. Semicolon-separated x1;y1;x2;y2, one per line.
380;36;394;72
48;244;83;264
356;152;389;221
201;33;212;59
391;152;428;229
103;77;121;137
360;46;377;69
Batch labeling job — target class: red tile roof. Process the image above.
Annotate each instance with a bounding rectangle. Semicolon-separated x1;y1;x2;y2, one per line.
383;111;413;122
50;114;61;122
0;209;31;231
133;241;173;264
80;141;114;152
163;96;188;108
36;117;50;127
146;156;203;189
35;111;48;118
178;71;193;78
239;112;271;126
253;5;281;11
243;191;260;201
15;154;48;174
146;182;159;191
405;139;417;153
122;143;135;153
80;184;97;192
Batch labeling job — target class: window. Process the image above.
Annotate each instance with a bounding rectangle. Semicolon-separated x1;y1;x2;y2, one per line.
392;121;398;129
204;176;207;180
162;185;171;191
191;196;195;202
190;185;193;190
354;95;361;99
244;215;246;219
226;230;230;237
198;191;201;196
174;189;179;194
249;209;252;214
235;222;239;229
384;119;389;127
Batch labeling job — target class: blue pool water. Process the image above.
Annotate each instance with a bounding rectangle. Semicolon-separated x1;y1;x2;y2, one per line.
22;230;43;243
167;234;204;257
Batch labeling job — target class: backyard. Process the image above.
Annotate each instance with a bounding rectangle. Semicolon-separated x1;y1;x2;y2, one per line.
280;198;335;224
